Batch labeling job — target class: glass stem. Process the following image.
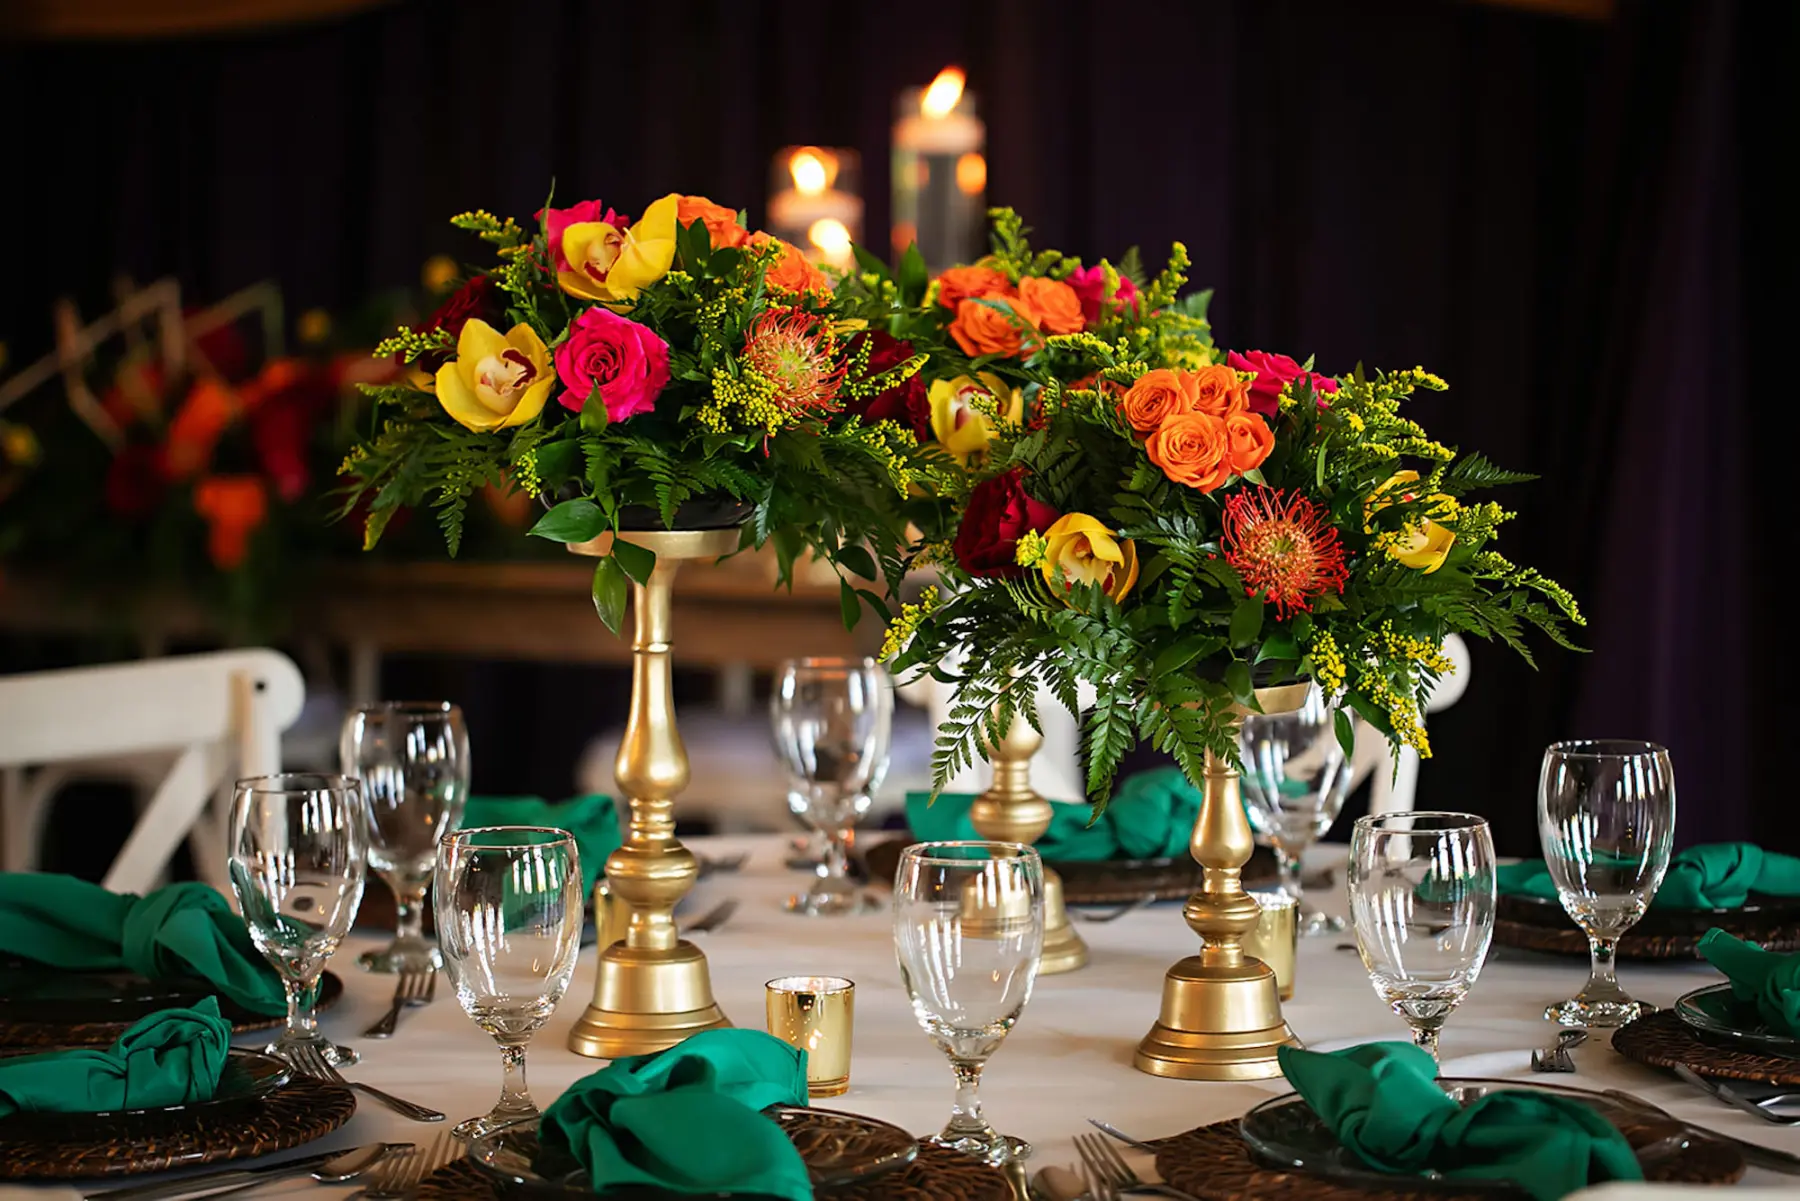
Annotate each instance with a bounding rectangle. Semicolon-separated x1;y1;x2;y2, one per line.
395;886;426;944
1276;846;1305;908
283;974;316;1041
495;1042;534;1117
945;1057;991;1137
1411;1024;1441;1067
1587;935;1620;993
822;828;851;885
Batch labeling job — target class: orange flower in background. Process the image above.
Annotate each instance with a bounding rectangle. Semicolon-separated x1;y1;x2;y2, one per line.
935;264;1014;310
1189;363;1250;417
1119;368;1198;433
193;474;269;570
164;378;247;479
1224;412;1274;475
1015;276;1084;336
750;233;831;296
1147;411;1232;492
948;297;1030;358
677;195;749;249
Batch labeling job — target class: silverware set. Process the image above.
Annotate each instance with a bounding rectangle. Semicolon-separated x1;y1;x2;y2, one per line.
286;1039;446;1123
684;898;739;934
1071;894;1155;923
1529;1028;1587;1072
1603;1087;1800;1175
85;1142;409;1201
363;967;437;1039
354;1132;463;1199
1674;1062;1800;1125
1073;1132;1195;1201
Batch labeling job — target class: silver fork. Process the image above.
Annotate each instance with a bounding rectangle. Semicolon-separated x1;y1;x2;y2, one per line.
1074;1132;1199;1201
1073;894;1156;923
363;969;437;1039
289;1039;447;1123
358;1131;462;1199
684;899;738;934
1530;1029;1587;1073
1675;1063;1800;1125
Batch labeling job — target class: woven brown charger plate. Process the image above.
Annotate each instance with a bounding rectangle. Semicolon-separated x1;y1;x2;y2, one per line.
1150;1108;1743;1201
864;837;1277;905
0;970;343;1052
1494;895;1800;960
1614;1007;1800;1084
0;1075;354;1179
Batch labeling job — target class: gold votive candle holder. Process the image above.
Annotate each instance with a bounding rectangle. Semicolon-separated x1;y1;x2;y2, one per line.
592;878;629;951
1244;890;1299;1001
765;976;855;1097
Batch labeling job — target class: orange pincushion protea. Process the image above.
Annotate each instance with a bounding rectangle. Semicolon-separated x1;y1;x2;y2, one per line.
1221;486;1349;619
741;309;847;418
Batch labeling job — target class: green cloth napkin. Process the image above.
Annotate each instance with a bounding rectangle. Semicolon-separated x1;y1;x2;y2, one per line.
1698;928;1800;1036
1497;843;1800;909
0;997;231;1117
1276;1042;1641;1201
462;795;620;898
539;1028;812;1201
0;875;283;1016
906;766;1202;860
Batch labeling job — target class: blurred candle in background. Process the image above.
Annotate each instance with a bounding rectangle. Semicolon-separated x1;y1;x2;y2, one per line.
767;147;862;272
892;66;985;273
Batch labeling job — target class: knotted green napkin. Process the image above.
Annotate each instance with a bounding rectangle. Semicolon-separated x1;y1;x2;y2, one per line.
0;997;231;1117
539;1028;812;1201
1276;1042;1642;1201
1497;843;1800;909
1698;928;1800;1036
462;795;620;898
906;766;1201;860
0;875;282;1016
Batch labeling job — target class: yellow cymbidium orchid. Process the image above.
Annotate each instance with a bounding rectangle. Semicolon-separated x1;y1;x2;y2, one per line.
434;319;554;433
1040;513;1139;604
557;193;679;304
928;372;1022;465
1367;470;1456;573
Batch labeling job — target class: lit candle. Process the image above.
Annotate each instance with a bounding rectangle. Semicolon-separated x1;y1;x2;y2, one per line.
892;66;985;273
766;147;863;272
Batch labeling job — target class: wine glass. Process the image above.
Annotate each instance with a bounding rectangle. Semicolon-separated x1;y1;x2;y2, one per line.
1348;811;1496;1066
771;656;892;916
1240;685;1354;935
1538;739;1676;1027
893;841;1044;1165
339;701;470;973
228;773;368;1067
435;826;584;1139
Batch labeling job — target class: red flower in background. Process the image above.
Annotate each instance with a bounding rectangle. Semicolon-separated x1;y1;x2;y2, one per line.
1225;350;1338;419
193;475;269;570
1221;486;1349;619
843;331;930;441
104;445;167;518
244;359;337;502
952;469;1060;578
1065;264;1140;327
419;275;501;340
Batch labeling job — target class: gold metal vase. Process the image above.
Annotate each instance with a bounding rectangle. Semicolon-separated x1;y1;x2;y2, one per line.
565;526;739;1058
966;712;1086;974
1133;680;1311;1079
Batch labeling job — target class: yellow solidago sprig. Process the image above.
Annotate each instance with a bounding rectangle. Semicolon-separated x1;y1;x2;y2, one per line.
1014;530;1050;570
374;325;452;365
1359;665;1432;758
879;586;940;662
1306;629;1348;697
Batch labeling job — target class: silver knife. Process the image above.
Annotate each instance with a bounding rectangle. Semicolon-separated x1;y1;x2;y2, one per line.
84;1143;403;1201
1602;1087;1800;1177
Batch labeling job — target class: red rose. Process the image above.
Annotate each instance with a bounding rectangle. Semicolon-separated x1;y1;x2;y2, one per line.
1065;264;1141;327
1226;349;1338;418
844;331;930;441
244;360;336;502
405;275;503;372
952;469;1061;578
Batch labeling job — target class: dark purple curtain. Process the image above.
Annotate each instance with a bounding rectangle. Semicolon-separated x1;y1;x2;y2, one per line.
2;0;1782;852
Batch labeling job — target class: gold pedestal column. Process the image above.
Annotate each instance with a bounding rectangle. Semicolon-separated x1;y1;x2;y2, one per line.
1134;681;1311;1079
966;713;1086;974
565;527;739;1059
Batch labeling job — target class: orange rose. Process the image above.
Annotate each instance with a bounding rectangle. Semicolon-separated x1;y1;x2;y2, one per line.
935;264;1015;311
750;232;831;296
165;378;246;479
676;195;749;249
1147;411;1232;492
1119;368;1199;433
1224;412;1274;475
948;297;1031;358
193;474;268;570
1189;363;1250;417
1015;276;1084;335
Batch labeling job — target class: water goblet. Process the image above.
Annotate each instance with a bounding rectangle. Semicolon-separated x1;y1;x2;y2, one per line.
228;773;369;1068
1348;811;1496;1066
893;840;1044;1165
339;700;470;973
1538;739;1676;1027
772;656;892;916
435;826;584;1140
1240;684;1355;935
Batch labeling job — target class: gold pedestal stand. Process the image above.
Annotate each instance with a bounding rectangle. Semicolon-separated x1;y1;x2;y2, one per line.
967;714;1086;974
565;527;739;1059
1134;681;1311;1079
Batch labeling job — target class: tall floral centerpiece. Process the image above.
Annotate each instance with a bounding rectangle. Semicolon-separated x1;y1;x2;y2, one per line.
342;190;940;1057
886;216;1582;1077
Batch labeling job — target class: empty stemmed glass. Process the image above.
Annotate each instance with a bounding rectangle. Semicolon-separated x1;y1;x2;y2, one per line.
1241;685;1355;935
340;701;470;973
893;841;1044;1165
435;826;584;1139
1538;739;1676;1027
1348;811;1496;1066
771;656;892;916
228;773;368;1067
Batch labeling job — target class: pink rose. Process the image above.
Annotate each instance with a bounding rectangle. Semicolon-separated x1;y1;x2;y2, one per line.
537;199;629;275
554;307;670;423
1226;349;1339;418
1065;264;1141;327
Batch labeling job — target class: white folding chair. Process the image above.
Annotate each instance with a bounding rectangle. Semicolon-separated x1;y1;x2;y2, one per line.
0;649;305;893
1353;633;1472;817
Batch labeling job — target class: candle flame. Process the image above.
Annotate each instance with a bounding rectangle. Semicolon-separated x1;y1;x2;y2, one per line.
808;218;853;258
788;147;835;197
920;66;966;119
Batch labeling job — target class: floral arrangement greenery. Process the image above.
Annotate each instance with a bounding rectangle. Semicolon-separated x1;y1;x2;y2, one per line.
341;191;944;633
884;214;1584;808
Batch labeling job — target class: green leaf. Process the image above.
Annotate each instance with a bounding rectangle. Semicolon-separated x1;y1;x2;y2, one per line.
1230;593;1265;648
1254;630;1298;664
1315;442;1329;490
580;389;610;434
1334;708;1356;761
1241;467;1266;486
1225;660;1254;705
831;543;878;580
709;247;741;276
856;588;894;624
612;538;656;587
591;557;628;635
1151;634;1224;679
898;242;929;304
839;579;862;631
852;243;891;280
530;499;607;544
1291;612;1314;641
534;438;580;481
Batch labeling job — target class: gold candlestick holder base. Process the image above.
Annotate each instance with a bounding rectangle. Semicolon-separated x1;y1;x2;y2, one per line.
565;526;740;1059
968;711;1086;974
1134;681;1311;1079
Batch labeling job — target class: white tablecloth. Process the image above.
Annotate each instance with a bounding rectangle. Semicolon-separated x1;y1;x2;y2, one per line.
14;836;1800;1198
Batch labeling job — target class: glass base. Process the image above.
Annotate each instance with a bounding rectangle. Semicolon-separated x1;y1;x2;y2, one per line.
786;886;880;917
1300;910;1348;937
1546;995;1654;1028
266;1031;359;1067
358;934;444;974
453;1103;538;1141
924;1130;1031;1165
